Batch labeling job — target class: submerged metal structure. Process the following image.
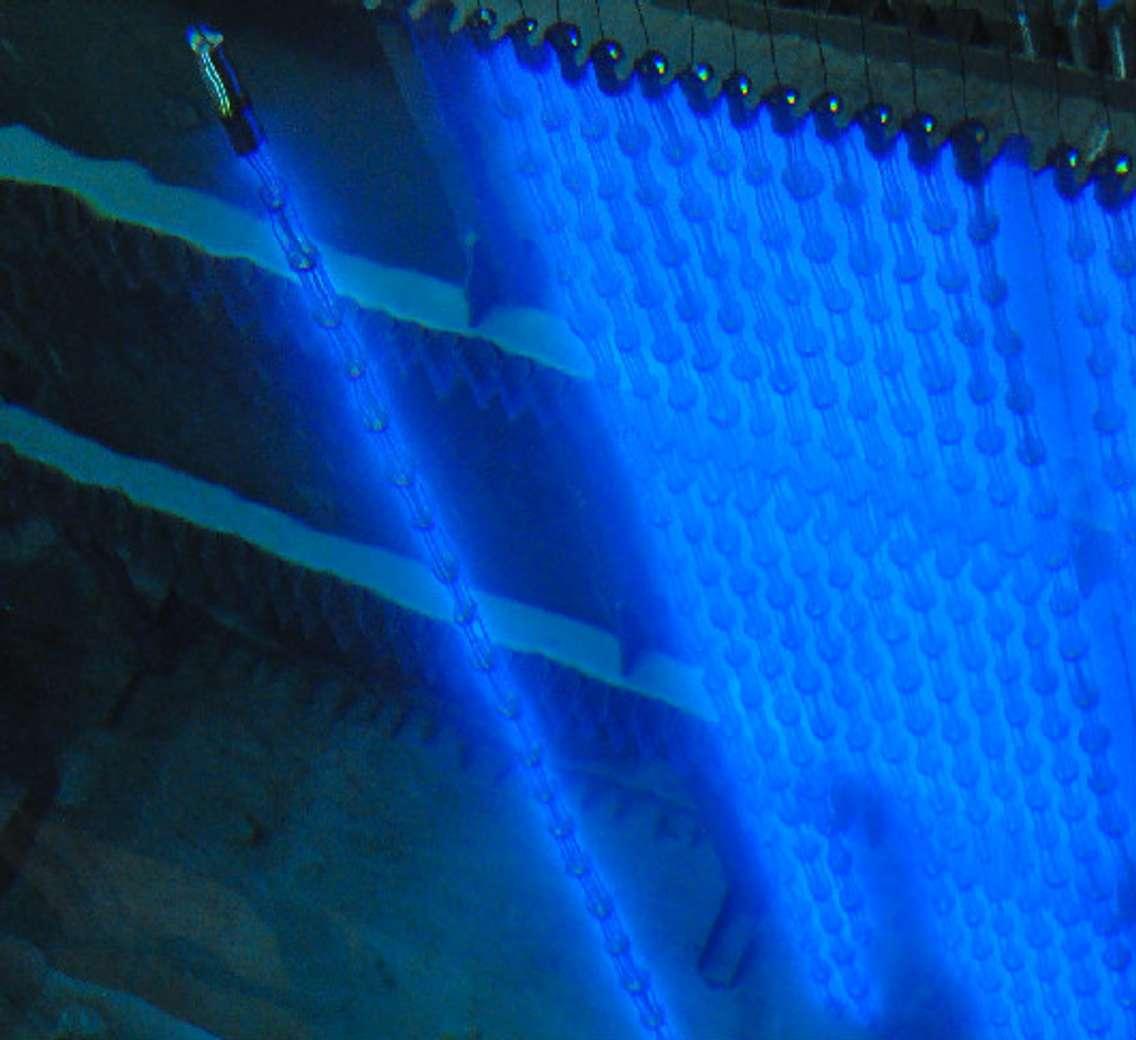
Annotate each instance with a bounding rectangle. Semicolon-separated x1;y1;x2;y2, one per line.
407;0;1136;181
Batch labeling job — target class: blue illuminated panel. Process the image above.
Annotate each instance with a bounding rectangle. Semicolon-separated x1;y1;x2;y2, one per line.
418;25;1136;1040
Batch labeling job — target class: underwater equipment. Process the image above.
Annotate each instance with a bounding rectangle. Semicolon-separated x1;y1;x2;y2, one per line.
187;24;675;1039
186;27;262;158
399;14;1136;1035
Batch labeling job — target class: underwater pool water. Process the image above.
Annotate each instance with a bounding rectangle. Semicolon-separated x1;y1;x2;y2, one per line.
390;17;1136;1040
3;3;1134;1037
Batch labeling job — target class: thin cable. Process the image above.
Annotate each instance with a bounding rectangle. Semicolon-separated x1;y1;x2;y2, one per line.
632;0;652;53
1046;0;1068;142
686;0;696;70
761;0;783;86
1092;0;1116;143
726;0;740;75
906;0;919;110
859;1;875;102
1001;0;1026;138
813;0;831;92
953;0;970;119
594;0;606;41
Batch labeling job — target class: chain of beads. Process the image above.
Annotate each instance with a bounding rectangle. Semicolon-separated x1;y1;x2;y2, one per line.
242;143;673;1037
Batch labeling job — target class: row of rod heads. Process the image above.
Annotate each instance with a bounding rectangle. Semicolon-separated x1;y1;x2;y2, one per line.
460;0;1136;79
456;5;1135;207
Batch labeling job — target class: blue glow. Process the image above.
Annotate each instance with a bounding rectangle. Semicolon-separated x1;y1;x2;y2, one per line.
413;27;1136;1039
